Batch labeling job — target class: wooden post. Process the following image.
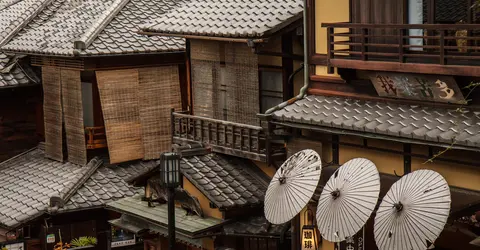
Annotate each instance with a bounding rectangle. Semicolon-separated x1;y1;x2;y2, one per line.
199;119;204;142
361;28;368;61
327;27;334;74
170;108;175;147
440;30;445;65
207;123;212;143
399;29;405;63
281;34;294;101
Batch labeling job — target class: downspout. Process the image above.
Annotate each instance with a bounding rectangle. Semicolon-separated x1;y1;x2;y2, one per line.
265;0;309;114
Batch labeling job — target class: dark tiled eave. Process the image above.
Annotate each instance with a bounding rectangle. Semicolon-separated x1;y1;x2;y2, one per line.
272;95;480;152
180;153;270;210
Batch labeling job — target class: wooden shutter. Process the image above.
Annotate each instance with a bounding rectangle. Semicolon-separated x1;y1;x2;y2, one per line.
138;66;182;160
190;40;225;120
225;43;260;126
96;69;144;163
61;69;87;165
42;67;63;162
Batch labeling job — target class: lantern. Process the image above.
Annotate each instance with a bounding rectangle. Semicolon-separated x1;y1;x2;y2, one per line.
159;152;181;188
302;209;319;250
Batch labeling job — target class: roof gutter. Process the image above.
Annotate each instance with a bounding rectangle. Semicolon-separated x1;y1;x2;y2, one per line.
137;31;267;44
264;0;309;115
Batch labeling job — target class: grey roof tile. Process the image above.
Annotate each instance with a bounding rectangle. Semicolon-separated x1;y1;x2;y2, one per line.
272;95;480;149
2;0;185;56
180;153;270;209
0;54;39;88
141;0;303;38
61;159;152;212
0;145;87;229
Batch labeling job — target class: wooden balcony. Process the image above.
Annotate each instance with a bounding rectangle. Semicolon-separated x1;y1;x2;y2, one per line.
85;126;107;149
171;111;285;164
322;23;480;76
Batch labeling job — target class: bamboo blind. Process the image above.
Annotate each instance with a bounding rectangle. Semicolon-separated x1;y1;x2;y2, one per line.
61;69;87;165
191;40;224;119
138;66;181;160
96;69;144;164
225;43;259;126
42;67;64;162
190;40;259;125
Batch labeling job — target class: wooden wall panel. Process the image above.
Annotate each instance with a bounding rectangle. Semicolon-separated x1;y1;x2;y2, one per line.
61;69;87;165
42;67;63;162
138;66;182;160
96;69;144;164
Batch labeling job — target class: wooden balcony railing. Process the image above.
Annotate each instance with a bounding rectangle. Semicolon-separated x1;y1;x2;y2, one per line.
322;23;480;76
85;126;107;149
171;111;285;163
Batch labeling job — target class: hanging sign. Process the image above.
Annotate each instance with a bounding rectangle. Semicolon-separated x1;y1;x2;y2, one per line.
111;226;136;248
369;73;465;104
335;227;365;250
302;226;318;250
46;234;55;244
3;243;24;250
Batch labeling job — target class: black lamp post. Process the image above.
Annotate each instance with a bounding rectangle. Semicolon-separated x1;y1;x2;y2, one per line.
159;152;181;250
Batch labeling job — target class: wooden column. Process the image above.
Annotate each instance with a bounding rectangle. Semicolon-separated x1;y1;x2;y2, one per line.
282;34;294;101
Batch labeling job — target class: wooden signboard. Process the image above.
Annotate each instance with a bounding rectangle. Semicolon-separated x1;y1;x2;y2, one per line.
369;73;465;104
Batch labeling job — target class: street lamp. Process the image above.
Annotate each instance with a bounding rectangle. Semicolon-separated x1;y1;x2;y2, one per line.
302;209;319;250
160;152;181;250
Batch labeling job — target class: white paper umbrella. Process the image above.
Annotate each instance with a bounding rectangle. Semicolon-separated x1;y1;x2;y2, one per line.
316;158;380;242
374;169;451;250
264;149;322;225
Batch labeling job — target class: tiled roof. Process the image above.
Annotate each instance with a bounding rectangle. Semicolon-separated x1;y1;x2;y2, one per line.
1;0;185;56
0;0;51;46
272;95;480;149
180;153;270;209
107;195;224;235
0;145;97;229
83;0;185;55
109;215;205;248
60;160;157;212
0;144;156;229
140;0;303;38
223;216;290;236
0;54;40;87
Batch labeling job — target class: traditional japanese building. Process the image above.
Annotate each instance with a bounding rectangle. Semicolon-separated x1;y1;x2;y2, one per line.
0;0;188;249
0;0;43;162
103;0;306;249
261;0;480;249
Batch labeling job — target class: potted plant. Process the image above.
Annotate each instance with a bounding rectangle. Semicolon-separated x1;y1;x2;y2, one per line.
69;237;97;250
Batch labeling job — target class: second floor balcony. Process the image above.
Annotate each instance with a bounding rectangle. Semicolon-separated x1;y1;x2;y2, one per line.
171;111;286;165
322;23;480;76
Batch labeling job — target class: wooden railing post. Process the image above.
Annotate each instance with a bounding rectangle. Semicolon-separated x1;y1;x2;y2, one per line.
440;29;445;65
170;108;175;147
265;122;273;166
207;123;212;143
399;28;405;63
361;28;368;61
327;26;334;74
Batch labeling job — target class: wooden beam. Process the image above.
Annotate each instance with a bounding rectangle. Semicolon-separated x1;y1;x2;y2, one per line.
310;54;327;65
310;75;346;84
173;137;267;162
330;59;480;77
84;53;185;70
